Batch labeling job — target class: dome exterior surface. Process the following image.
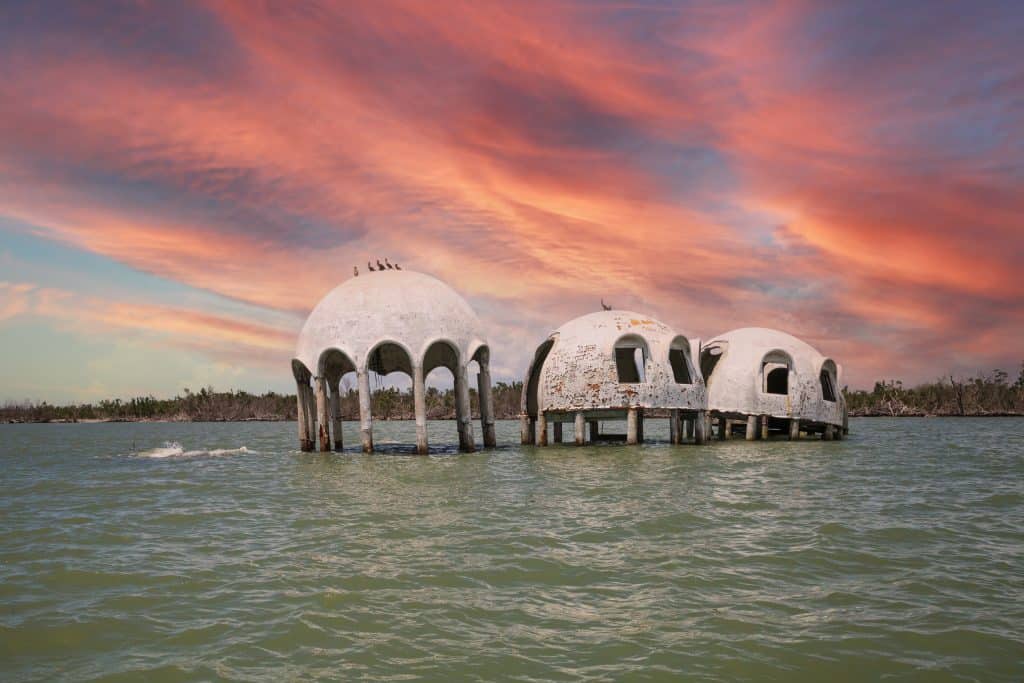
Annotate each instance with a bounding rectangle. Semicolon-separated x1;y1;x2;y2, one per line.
528;310;705;414
702;327;844;426
294;271;488;375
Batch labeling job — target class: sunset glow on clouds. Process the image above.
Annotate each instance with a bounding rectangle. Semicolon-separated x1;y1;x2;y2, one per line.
1;1;1022;401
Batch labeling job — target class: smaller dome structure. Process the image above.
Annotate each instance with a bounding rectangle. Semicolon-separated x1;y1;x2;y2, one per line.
521;311;709;446
291;270;495;454
700;327;847;440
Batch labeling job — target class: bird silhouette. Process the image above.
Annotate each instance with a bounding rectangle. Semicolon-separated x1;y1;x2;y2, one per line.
376;259;385;271
601;299;612;311
384;258;394;270
353;266;359;277
367;260;375;272
394;263;401;270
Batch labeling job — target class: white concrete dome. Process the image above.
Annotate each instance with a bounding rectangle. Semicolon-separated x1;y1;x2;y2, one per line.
701;327;844;426
292;270;489;379
523;310;705;416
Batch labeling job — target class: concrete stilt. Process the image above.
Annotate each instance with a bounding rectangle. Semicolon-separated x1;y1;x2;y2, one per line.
833;424;843;441
761;415;770;440
315;376;331;452
537;412;548;446
454;364;475;453
636;409;644;443
328;378;343;451
553;421;563;443
788;419;800;440
746;414;758;441
521;414;534;445
626;407;639;445
478;357;496;448
694;410;708;444
588;420;600;442
296;378;313;452
670;409;682;445
822;424;835;441
575;412;586;445
357;369;373;453
303;384;317;451
413;364;428;455
718;416;728;441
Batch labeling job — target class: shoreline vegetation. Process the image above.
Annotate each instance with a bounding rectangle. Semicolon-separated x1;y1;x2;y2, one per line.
3;366;1024;423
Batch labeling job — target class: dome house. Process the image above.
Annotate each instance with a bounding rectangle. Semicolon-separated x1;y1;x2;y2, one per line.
291;270;495;454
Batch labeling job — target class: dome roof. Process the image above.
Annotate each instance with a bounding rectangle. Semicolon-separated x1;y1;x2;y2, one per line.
525;310;705;414
294;271;488;377
701;327;844;425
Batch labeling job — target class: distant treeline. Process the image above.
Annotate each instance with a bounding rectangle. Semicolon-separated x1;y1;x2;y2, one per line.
845;364;1024;416
4;366;1024;423
0;382;525;423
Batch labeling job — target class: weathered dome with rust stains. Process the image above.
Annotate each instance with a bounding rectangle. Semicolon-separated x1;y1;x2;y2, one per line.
523;310;705;416
292;270;489;379
700;327;844;426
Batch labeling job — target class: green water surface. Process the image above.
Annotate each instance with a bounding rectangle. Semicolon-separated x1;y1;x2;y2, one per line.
1;418;1022;681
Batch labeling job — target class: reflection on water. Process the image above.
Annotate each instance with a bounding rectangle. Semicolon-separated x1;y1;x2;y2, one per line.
1;418;1022;681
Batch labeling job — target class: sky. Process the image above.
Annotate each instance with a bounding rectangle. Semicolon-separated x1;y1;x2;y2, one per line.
1;0;1022;403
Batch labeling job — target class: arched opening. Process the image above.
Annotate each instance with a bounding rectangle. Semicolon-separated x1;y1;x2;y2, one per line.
317;348;357;450
668;336;694;384
700;342;727;386
423;339;459;418
365;341;413;421
820;360;838;402
761;350;793;396
614;334;648;383
523;338;554;419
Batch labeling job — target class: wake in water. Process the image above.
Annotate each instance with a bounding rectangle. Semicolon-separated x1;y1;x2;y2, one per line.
135;442;252;458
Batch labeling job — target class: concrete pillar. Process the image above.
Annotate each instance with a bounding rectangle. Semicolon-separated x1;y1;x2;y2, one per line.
694;410;708;445
521;414;534;445
328;378;343;451
636;408;644;443
761;415;770;440
788;418;800;440
315;376;331;452
454;364;475;453
553;421;563;443
575;412;585;446
683;418;693;440
670;409;681;445
588;420;600;442
833;424;843;441
413;364;428;455
822;424;835;441
746;414;758;441
296;378;313;451
537;412;548;446
478;359;496;448
357;369;373;453
303;384;317;450
626;407;639;445
718;416;729;441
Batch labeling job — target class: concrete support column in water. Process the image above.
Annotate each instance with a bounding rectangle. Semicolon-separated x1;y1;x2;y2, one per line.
328;378;343;451
315;376;331;452
553;421;563;443
521;414;534;445
413;364;428;455
694;410;708;444
575;412;585;445
589;420;600;442
626;407;639;445
537;412;548;446
670;409;681;445
358;369;373;453
478;357;496;448
454;364;475;453
296;377;313;452
746;414;758;441
789;419;800;440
